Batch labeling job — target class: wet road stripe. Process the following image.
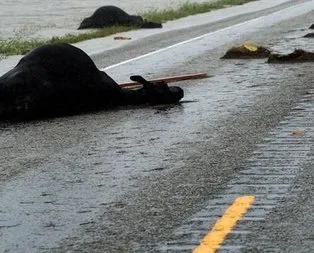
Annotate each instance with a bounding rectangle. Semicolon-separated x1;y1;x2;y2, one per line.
193;195;255;253
103;1;312;72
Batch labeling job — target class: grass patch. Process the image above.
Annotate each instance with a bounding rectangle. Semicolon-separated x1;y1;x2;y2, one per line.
0;0;257;56
0;40;46;56
0;26;136;56
141;0;256;22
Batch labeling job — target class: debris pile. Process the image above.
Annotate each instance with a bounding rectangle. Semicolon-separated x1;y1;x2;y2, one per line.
267;49;314;63
221;42;271;59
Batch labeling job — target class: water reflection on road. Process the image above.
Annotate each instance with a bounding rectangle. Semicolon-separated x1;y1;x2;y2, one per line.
1;53;312;252
0;5;314;252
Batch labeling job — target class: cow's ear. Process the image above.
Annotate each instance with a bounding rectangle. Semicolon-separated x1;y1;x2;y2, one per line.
130;75;153;88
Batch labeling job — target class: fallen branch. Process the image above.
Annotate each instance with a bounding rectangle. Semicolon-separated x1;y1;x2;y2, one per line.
119;72;210;88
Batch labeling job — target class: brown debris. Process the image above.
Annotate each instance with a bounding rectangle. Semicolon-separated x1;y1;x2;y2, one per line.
267;49;314;63
291;130;305;136
114;36;131;40
221;43;271;59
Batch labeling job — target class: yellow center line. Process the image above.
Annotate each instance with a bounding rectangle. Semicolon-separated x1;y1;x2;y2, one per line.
193;195;255;253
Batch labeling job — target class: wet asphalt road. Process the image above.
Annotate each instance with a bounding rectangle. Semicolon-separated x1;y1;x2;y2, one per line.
0;1;313;252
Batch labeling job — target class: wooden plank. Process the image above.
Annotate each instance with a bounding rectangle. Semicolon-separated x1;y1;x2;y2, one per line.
119;72;210;88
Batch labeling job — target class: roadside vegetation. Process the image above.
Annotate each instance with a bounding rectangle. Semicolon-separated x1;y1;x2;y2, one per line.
0;0;256;56
141;0;256;22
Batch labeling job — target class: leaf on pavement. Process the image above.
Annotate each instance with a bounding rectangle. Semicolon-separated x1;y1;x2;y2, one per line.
291;130;305;136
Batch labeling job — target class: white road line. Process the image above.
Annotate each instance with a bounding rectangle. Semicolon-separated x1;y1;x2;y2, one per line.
103;0;314;75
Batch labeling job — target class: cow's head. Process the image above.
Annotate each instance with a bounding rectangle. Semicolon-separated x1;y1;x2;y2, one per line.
130;75;184;105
